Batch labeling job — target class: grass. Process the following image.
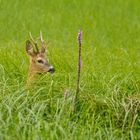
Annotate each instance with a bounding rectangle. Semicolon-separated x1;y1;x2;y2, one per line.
0;0;140;139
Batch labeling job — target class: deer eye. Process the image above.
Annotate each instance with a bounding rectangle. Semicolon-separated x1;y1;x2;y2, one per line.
37;59;44;64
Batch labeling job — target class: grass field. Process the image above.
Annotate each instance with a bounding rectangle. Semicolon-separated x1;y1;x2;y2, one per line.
0;0;140;139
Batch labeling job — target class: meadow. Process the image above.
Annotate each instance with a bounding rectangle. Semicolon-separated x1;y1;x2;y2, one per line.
0;0;140;139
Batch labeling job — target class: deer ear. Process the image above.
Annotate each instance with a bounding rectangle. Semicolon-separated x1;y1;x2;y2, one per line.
26;40;36;56
40;46;46;53
40;42;49;54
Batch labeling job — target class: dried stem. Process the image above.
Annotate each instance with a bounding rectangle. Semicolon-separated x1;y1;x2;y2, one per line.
74;30;82;112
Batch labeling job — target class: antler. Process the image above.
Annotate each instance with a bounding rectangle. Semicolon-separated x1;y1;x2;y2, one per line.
40;31;48;53
29;32;39;52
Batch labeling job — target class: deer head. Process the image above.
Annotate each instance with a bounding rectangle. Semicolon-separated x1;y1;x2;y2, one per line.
26;32;55;82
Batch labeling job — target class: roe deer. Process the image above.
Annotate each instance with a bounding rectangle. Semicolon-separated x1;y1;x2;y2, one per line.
26;32;55;84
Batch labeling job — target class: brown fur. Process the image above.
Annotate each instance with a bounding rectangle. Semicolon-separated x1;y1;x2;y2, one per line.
25;37;54;86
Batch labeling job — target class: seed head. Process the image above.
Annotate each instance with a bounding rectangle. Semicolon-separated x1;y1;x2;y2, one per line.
64;89;70;99
77;31;82;45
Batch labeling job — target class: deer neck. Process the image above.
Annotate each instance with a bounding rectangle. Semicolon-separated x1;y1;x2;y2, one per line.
27;59;38;83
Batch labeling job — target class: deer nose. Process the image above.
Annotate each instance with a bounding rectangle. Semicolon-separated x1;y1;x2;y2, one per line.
48;66;55;73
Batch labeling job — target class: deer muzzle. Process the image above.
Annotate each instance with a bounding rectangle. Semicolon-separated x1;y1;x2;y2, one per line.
48;66;55;73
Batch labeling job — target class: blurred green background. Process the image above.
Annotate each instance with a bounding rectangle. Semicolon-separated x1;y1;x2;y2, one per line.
0;0;140;139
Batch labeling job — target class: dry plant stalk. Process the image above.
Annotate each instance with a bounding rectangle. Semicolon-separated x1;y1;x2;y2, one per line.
74;30;82;112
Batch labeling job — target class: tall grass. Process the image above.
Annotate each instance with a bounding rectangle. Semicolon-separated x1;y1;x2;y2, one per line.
0;0;140;139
